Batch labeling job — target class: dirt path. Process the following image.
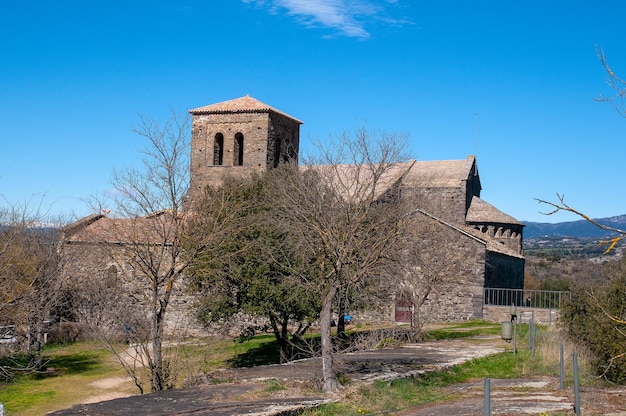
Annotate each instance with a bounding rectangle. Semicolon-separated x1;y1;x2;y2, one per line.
82;376;134;404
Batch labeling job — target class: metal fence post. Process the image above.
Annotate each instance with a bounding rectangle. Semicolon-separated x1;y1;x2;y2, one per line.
512;316;517;355
549;307;552;326
528;317;532;349
531;325;537;360
573;353;581;416
559;343;565;389
484;378;491;416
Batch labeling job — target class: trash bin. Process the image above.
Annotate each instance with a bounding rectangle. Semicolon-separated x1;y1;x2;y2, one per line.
501;322;513;341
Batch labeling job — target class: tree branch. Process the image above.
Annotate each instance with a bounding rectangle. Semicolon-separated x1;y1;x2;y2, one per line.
535;194;625;253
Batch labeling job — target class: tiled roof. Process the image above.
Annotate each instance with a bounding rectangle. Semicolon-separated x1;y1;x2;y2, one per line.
403;156;476;188
415;209;523;259
189;95;303;124
304;160;415;201
466;197;523;226
64;212;177;245
306;156;477;202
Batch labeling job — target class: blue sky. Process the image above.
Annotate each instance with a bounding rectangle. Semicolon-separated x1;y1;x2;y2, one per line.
1;1;625;223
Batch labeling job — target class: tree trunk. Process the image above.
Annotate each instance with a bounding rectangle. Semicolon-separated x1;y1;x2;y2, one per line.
151;330;163;392
320;285;340;393
336;295;346;337
151;279;172;392
270;315;292;364
151;301;164;392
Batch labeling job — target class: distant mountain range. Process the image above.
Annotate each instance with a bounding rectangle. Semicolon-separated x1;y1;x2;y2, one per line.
523;215;626;238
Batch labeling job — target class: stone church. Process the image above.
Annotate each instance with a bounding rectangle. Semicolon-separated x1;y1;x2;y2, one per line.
186;95;524;322
63;95;524;327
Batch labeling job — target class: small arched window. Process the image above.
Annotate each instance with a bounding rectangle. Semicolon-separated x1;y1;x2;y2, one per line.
213;133;224;165
234;133;244;166
273;135;282;168
107;264;117;275
106;265;119;288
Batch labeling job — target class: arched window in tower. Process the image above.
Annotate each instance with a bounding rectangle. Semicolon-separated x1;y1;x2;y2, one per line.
213;133;224;165
273;135;282;168
234;133;244;166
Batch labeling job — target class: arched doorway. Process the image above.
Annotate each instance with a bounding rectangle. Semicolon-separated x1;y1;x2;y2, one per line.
394;297;413;324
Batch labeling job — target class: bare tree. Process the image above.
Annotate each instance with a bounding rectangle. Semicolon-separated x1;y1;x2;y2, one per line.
535;195;626;378
595;48;626;118
0;198;64;381
64;113;208;392
268;127;410;392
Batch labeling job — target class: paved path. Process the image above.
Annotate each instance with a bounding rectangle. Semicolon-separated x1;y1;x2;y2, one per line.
50;336;617;416
50;338;505;416
398;378;575;415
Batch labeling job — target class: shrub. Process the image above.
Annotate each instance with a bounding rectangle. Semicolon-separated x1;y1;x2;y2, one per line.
560;257;626;383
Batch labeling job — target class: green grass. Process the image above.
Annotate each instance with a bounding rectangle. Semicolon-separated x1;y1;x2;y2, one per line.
302;350;532;415
225;334;281;368
422;320;502;341
264;378;286;392
301;322;569;416
0;321;574;416
0;335;284;415
0;342;126;415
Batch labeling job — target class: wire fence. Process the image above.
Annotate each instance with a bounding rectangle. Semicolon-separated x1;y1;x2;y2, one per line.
483;287;571;309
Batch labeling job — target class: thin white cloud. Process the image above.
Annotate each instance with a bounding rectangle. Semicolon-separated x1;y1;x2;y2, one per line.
243;0;407;39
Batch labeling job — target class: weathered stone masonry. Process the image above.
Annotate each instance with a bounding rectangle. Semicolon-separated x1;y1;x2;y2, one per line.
63;95;525;330
188;96;301;200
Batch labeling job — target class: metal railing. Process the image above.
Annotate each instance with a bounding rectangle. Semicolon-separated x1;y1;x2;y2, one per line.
484;288;571;309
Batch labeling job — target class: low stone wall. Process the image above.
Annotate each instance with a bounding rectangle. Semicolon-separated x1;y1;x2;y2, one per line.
482;305;560;326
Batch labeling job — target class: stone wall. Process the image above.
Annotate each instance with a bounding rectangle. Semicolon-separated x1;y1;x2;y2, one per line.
403;186;468;226
62;235;529;338
62;242;203;337
405;215;488;323
190;112;269;195
464;163;481;210
189;111;300;198
469;222;524;254
482;305;560;326
267;112;300;168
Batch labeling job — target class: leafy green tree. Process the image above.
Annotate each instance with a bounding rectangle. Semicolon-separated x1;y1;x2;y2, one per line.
560;257;626;382
189;174;320;363
537;197;626;382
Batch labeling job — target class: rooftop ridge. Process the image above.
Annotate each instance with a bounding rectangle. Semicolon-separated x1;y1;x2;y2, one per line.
189;95;303;124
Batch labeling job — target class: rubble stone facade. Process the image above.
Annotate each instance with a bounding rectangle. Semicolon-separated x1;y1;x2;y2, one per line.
184;96;524;324
188;95;301;201
63;95;525;332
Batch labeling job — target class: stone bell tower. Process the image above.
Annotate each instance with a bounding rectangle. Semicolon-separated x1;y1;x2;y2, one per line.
188;95;302;200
